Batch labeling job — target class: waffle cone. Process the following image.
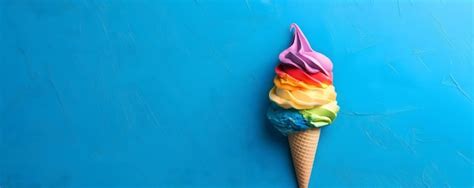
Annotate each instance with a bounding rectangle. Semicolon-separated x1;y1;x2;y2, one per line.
288;128;320;188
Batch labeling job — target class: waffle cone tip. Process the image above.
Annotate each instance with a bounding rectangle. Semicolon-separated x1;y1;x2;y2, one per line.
288;128;321;188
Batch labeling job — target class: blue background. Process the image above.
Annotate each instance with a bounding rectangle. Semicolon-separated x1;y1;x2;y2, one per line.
0;0;472;187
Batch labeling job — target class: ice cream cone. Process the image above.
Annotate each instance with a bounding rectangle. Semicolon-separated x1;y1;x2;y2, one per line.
288;128;320;188
267;24;338;187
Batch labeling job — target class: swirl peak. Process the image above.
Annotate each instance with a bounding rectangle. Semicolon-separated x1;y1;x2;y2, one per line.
279;23;333;78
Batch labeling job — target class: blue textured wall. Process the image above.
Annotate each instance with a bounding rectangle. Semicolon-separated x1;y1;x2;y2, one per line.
0;0;472;187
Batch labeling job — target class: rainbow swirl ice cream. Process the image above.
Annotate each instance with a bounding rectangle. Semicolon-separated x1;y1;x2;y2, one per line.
267;23;339;135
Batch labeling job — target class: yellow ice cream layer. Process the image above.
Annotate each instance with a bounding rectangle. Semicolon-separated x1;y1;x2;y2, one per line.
269;84;337;110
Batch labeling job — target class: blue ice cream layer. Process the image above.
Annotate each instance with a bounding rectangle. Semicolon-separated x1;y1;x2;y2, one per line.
267;103;310;135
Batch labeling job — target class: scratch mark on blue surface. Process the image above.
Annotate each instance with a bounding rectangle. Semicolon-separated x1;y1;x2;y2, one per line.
363;129;386;148
244;0;252;12
193;0;200;5
401;139;417;154
415;56;431;71
449;74;473;103
409;128;422;144
412;134;441;143
48;79;66;114
327;25;335;44
98;16;109;40
393;129;426;155
17;48;36;79
431;14;454;48
442;77;455;87
119;98;133;128
373;119;387;130
396;0;401;16
412;49;431;71
457;151;474;165
341;111;376;116
392;174;406;188
421;167;433;188
384;60;399;74
135;90;161;127
376;121;418;154
261;0;275;11
78;21;83;36
401;129;419;154
428;162;440;174
352;0;361;9
127;24;136;46
341;107;416;117
90;2;109;41
45;66;69;126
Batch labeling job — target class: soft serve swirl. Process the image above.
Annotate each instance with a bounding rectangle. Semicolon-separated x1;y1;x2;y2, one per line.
267;23;339;135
